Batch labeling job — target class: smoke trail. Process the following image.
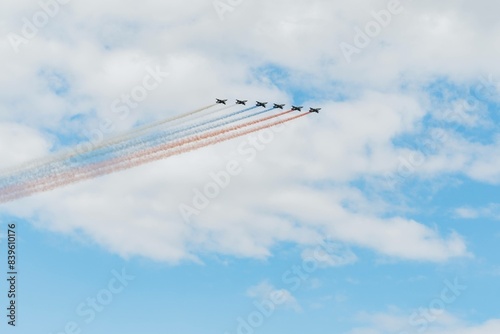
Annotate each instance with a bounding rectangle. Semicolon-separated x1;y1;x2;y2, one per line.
81;106;269;165
1;112;308;203
90;103;233;152
0;105;268;189
81;105;263;163
0;111;308;203
0;103;218;179
1;109;292;200
0;103;228;188
91;111;306;179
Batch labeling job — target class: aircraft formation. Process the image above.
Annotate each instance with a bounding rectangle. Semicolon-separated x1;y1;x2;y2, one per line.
0;98;315;203
216;99;321;113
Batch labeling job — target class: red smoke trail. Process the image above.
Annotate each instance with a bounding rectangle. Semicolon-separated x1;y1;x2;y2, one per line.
0;111;308;203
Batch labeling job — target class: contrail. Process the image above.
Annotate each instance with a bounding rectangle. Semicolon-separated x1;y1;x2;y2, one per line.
0;111;309;203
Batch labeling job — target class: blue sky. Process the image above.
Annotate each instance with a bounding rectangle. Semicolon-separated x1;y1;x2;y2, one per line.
1;0;500;333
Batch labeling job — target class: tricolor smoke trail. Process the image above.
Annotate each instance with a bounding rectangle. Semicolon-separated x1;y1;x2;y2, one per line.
0;103;220;179
0;104;311;203
0;103;234;187
0;105;268;188
1;108;294;199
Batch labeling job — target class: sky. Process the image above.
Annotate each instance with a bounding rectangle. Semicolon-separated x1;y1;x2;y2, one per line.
0;0;500;333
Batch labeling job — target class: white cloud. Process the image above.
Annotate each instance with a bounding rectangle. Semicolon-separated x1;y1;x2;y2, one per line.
301;243;357;268
347;309;500;334
0;94;470;263
247;281;301;312
0;122;51;169
405;133;500;184
2;0;498;265
454;203;500;220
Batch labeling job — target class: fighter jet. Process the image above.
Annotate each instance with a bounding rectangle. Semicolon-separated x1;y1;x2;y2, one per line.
291;106;303;111
309;107;321;113
273;103;285;109
216;98;227;104
236;99;248;105
256;101;268;108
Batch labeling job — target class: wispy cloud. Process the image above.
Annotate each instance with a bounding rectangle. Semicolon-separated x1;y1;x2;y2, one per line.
347;309;500;334
247;281;301;313
454;203;500;220
301;243;357;268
